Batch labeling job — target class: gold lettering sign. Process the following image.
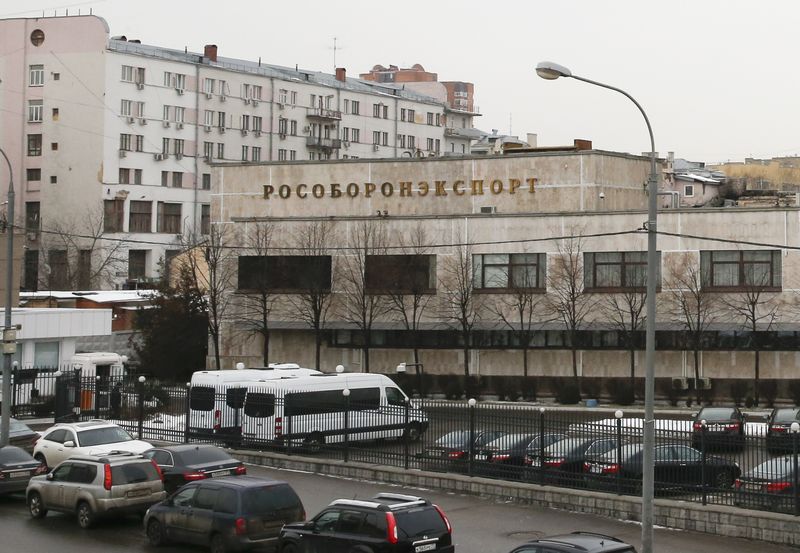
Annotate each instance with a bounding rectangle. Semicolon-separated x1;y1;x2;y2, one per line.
263;178;537;200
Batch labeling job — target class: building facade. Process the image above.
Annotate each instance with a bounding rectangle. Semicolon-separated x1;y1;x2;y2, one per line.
0;15;478;291
208;149;800;388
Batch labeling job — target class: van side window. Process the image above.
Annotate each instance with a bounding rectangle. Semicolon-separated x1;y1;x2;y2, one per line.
190;386;215;411
286;390;345;416
244;393;275;418
172;486;196;507
385;387;406;406
195;487;218;510
214;487;238;514
350;387;380;410
226;387;247;409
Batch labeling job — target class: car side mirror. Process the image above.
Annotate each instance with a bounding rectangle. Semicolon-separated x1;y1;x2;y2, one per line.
46;473;54;480
132;432;140;439
63;440;75;448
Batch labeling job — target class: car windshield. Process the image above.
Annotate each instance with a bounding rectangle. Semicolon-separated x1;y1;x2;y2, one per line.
485;434;532;450
749;456;795;479
773;409;800;423
0;446;33;463
395;507;447;539
175;447;233;465
435;431;469;447
77;426;134;447
599;443;642;462
698;408;736;420
242;484;302;514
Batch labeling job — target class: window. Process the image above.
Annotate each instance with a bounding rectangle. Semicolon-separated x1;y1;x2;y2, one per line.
129;201;152;233
51;142;58;151
386;387;406;406
253;85;262;100
241;114;250;131
203;141;213;160
34;340;60;368
399;135;406;148
435;138;440;152
365;255;436;293
134;101;145;117
237;255;332;291
29;64;44;86
203;78;215;94
427;112;434;125
400;108;406;122
278;118;288;134
373;103;381;118
202;173;211;190
436;113;441;126
290;91;297;105
119;168;130;184
278;89;288;103
25;202;40;232
352;129;360;143
161;171;169;187
162;138;170;155
253;116;263;132
47;250;68;289
351;100;360;115
121;65;134;82
204;110;214;126
121;99;132;116
342;127;350;142
174;73;186;90
77;249;91;290
163;105;171;122
241;145;249;161
242;83;251;99
343;99;350;114
119;133;132;151
52;73;60;81
217;143;225;159
408;135;415;149
218;111;226;128
290;150;297;160
52;107;59;120
23;249;38;291
26;168;41;182
252;146;261;161
290;120;297;135
104;200;123;233
172;171;183;188
426;138;434;151
584;251;656;290
219;80;228;97
135;135;144;152
382;131;388;146
175;106;185;123
174;139;184;156
163;72;172;87
277;149;287;161
201;204;210;235
134;169;142;184
128;250;147;279
135;67;145;85
701;250;781;290
27;134;42;156
407;109;415;122
372;131;381;145
50;175;57;184
157;202;182;233
684;184;694;197
473;253;546;290
28;100;43;122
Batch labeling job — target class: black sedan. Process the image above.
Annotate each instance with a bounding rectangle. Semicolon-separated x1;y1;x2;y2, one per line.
734;455;798;512
765;407;800;454
419;430;507;472
473;433;538;478
142;444;246;493
586;443;740;494
525;437;621;486
0;445;46;494
691;406;745;451
9;418;39;453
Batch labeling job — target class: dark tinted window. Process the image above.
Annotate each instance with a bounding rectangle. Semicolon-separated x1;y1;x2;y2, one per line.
244;393;275;418
111;461;160;484
70;463;97;484
362;512;386;538
337;510;365;533
350;388;380;410
242;483;302;514
147;450;173;466
226;387;247;409
365;255;435;293
394;507;447;539
697;408;737;421
215;487;238;514
45;429;67;443
285;390;345;416
238;255;331;292
385;387;406;406
314;510;340;532
773;409;800;423
172;487;196;507
77;426;133;447
195;487;218;510
51;463;73;481
0;446;33;463
174;446;232;465
191;386;216;411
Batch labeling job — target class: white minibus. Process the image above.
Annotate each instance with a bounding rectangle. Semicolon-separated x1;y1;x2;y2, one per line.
240;373;428;449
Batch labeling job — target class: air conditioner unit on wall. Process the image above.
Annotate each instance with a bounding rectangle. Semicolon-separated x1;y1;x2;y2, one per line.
175;88;184;95
118;149;127;158
372;144;379;151
163;120;171;128
138;118;147;125
203;125;211;132
126;116;135;124
176;122;184;130
136;82;144;90
153;153;164;161
671;377;689;390
695;377;712;390
205;92;212;99
220;95;227;102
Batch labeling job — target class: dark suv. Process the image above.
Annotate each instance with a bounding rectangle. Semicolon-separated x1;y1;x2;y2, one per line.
508;531;637;553
279;492;454;553
144;476;304;553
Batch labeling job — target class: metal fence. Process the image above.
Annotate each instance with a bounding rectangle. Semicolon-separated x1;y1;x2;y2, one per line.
13;372;798;517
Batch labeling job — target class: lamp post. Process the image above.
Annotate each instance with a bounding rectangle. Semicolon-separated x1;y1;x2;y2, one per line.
0;148;13;448
536;61;659;553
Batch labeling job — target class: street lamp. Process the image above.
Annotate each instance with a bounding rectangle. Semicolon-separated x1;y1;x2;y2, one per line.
536;61;659;553
0;148;13;448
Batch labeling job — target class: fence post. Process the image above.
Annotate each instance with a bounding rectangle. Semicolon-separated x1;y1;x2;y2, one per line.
792;422;799;516
615;409;623;495
403;398;410;470
539;407;546;485
94;375;101;417
700;419;707;506
343;389;350;463
137;376;146;440
183;382;191;443
468;398;476;477
285;415;292;456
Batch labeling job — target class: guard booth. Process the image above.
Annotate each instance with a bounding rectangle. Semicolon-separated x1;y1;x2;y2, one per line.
54;370;81;423
71;353;127;412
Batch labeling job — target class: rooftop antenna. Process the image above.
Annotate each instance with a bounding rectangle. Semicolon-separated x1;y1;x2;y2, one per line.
258;56;261;67
509;113;512;135
330;37;342;72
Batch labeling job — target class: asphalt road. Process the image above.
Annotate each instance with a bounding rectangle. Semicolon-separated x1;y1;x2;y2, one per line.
0;463;796;553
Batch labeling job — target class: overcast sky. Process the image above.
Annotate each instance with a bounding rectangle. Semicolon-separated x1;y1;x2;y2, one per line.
4;0;799;163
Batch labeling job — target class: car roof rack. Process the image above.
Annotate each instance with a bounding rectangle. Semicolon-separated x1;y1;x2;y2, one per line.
569;531;625;542
373;492;428;510
331;499;384;510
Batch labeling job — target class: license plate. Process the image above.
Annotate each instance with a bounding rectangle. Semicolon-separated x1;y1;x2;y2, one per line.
127;489;148;497
211;470;232;478
743;483;760;491
590;465;602;474
529;459;541;467
475;454;487;461
9;471;31;479
415;544;436;552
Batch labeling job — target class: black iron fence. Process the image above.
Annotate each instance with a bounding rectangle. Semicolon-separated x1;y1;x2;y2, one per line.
10;372;799;517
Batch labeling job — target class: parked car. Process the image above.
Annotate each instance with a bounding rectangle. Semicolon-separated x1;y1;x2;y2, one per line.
0;445;46;494
474;433;559;479
143;444;247;494
33;420;152;468
765;407;800;454
26;451;165;528
585;443;740;494
419;429;506;471
691;406;745;451
507;531;637;553
144;476;304;553
279;492;453;553
525;437;621;486
9;418;40;453
734;455;798;512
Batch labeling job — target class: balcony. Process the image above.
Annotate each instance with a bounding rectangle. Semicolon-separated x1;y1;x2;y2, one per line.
306;137;342;151
307;107;342;121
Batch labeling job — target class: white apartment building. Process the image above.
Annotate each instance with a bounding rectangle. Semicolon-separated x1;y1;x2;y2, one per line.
0;15;477;291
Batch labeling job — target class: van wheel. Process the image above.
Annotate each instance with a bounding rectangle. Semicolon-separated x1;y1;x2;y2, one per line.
404;422;422;442
305;433;324;454
210;533;227;553
28;491;47;519
77;501;94;529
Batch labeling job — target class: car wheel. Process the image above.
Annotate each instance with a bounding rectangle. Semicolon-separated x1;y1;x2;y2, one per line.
77;501;94;529
714;470;734;489
147;518;166;546
281;544;298;553
304;433;324;454
28;492;47;519
404;422;422;442
210;533;227;553
33;453;47;469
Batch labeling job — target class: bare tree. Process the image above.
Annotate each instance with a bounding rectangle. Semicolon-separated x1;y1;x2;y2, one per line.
385;227;435;394
180;224;238;370
338;220;390;373
547;232;595;394
36;208;125;290
603;289;646;391
721;271;779;406
665;252;720;405
286;221;336;371
439;239;482;379
232;221;277;366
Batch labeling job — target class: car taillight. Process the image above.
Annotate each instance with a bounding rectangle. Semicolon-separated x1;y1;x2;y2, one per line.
543;458;564;468
583;463;591;472
492;454;510;462
692;422;703;431
234;517;247;535
385;512;398;544
274;417;283;437
234;465;247;475
766;481;792;493
183;471;207;481
150;460;164;481
213;410;221;431
523;455;535;466
725;423;740;431
0;472;5;481
34;464;48;475
434;504;452;534
770;425;787;433
104;463;112;490
734;479;742;489
448;450;465;459
602;463;620;475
